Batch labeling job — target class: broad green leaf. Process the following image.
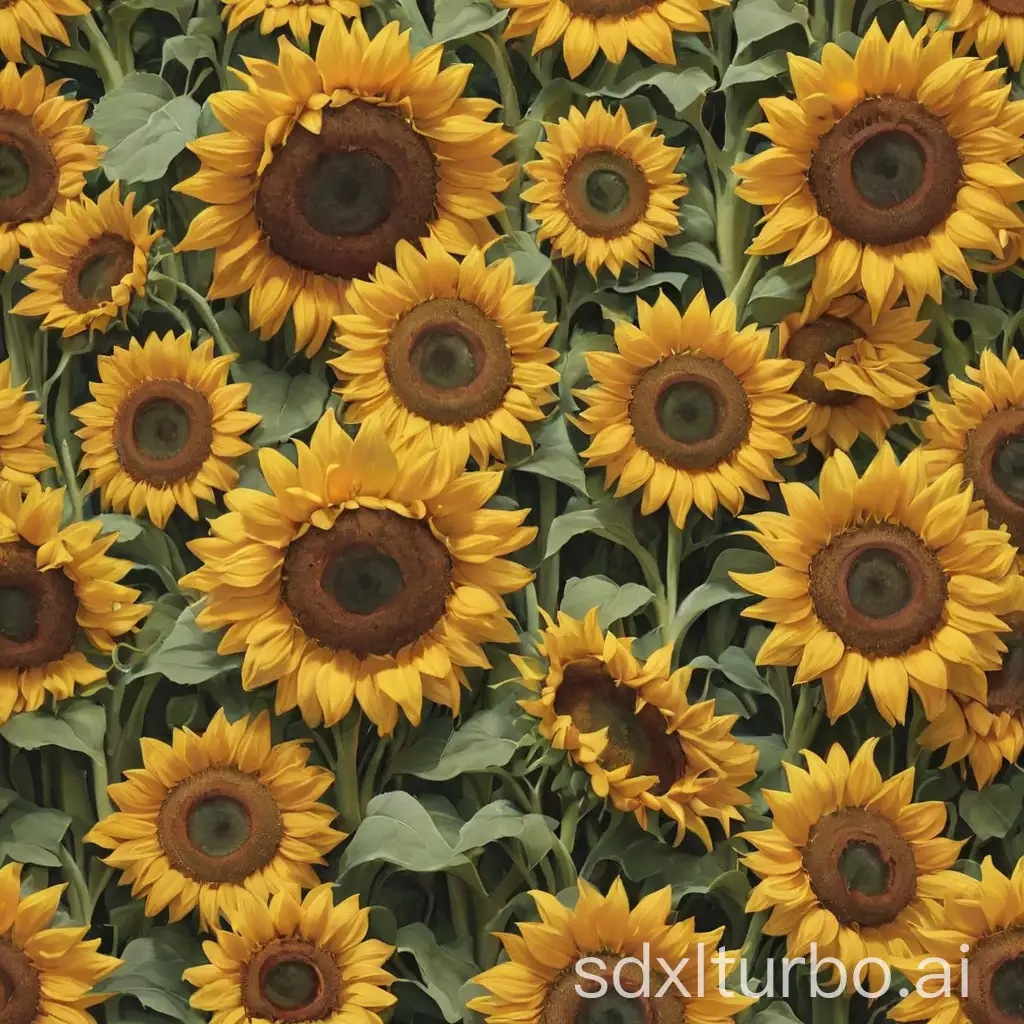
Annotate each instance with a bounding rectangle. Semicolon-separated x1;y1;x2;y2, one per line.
127;606;240;686
601;66;716;114
560;575;654;630
746;258;815;324
454;801;557;858
389;708;521;781
734;0;810;54
0;791;71;867
237;363;329;447
0;700;106;763
396;924;479;1024
721;52;789;88
161;35;217;74
485;231;552;285
959;785;1020;840
510;415;587;493
431;0;506;42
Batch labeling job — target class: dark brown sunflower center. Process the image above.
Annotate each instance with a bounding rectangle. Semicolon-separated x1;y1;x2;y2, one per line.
564;0;655;13
965;406;1024;549
243;939;340;1024
809;522;947;657
544;956;685;1024
563;149;650;239
0;542;78;670
808;95;962;247
0;938;41;1024
553;658;684;796
786;316;862;407
384;297;513;425
803;807;917;927
255;101;438;282
630;353;751;471
986;614;1024;715
113;379;214;487
986;0;1024;15
63;234;135;312
965;928;1024;1024
157;765;283;884
282;507;452;659
0;113;57;226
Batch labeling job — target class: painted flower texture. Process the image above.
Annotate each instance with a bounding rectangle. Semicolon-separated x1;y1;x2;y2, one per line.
4;2;1024;1024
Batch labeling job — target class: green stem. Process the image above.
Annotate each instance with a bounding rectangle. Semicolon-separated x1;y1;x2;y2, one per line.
716;191;744;295
471;34;520;127
728;255;763;325
664;517;684;647
92;756;114;822
54;362;84;520
148;293;195;335
149;272;234;356
447;875;471;940
831;0;856;38
358;737;388;817
784;684;821;762
560;800;581;853
57;847;91;924
112;677;158;779
537;477;560;616
77;12;125;90
333;713;363;835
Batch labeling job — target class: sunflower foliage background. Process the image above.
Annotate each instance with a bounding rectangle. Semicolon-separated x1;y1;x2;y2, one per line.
5;0;1024;1024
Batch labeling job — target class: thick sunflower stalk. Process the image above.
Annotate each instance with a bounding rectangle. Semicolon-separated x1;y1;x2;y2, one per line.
3;2;1024;1024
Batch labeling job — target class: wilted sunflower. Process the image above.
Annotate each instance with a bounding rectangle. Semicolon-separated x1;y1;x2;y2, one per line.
0;0;89;63
0;481;149;725
330;238;558;466
918;611;1024;788
185;886;395;1024
734;22;1024;319
11;183;160;337
86;709;345;931
470;879;752;1024
891;857;1024;1024
523;101;687;277
73;332;261;529
181;413;535;736
912;0;1024;68
516;608;758;846
779;294;935;453
575;290;808;527
743;740;971;986
221;0;369;40
734;445;1021;724
495;0;727;78
0;63;103;272
0;360;54;488
0;860;121;1024
922;349;1024;558
175;18;515;357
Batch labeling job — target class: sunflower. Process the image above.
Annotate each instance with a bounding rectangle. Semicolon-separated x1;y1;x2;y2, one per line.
734;22;1024;320
732;444;1021;725
0;481;149;725
330;238;558;467
515;608;758;846
175;18;515;357
221;0;369;41
921;349;1024;559
917;611;1024;788
11;183;160;338
495;0;727;78
73;332;261;529
0;0;89;64
469;878;753;1024
180;413;535;736
86;709;345;931
891;857;1024;1024
0;62;103;273
0;360;54;488
523;101;687;277
0;860;121;1024
742;740;972;987
778;293;936;453
912;0;1024;69
574;290;809;527
185;888;394;1024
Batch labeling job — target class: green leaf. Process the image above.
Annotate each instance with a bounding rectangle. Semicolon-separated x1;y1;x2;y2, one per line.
111;0;195;27
87;73;201;183
237;363;329;447
959;785;1021;840
161;35;217;74
752;1001;804;1024
431;0;507;42
455;801;552;854
510;415;587;493
746;259;814;325
485;231;552;285
0;700;106;763
560;576;654;630
734;0;811;54
396;924;479;1024
601;66;716;114
127;606;240;686
0;791;71;867
721;52;789;89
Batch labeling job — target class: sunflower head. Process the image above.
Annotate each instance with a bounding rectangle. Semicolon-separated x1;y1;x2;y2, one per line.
743;740;971;984
495;0;728;77
221;0;370;40
0;360;54;488
0;63;103;272
734;444;1021;725
73;331;261;528
0;0;90;65
12;182;160;337
909;0;1024;69
735;21;1024;319
523;101;687;277
175;19;515;356
574;289;809;527
180;413;535;736
86;709;345;930
184;885;395;1024
0;860;121;1024
330;238;558;466
517;608;758;846
778;293;935;453
470;878;752;1024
